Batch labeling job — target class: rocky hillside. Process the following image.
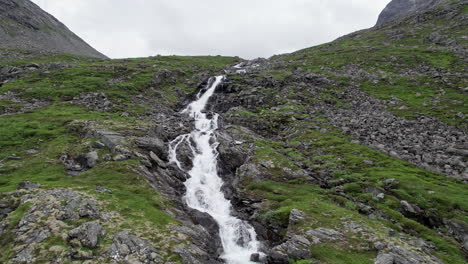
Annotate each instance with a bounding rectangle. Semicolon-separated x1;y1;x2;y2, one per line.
0;0;107;59
376;0;451;25
0;0;466;264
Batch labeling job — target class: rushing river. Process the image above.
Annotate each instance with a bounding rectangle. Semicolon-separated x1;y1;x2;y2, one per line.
169;75;261;263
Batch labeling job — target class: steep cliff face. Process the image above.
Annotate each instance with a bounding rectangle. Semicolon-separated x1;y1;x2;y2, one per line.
0;0;107;59
376;0;451;25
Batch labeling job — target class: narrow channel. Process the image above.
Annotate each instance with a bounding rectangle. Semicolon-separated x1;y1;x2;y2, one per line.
169;75;261;264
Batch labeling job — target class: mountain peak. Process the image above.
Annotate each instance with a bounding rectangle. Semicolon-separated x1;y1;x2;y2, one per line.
376;0;451;26
0;0;107;59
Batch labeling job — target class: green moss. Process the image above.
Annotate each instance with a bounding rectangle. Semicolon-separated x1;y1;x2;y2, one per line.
6;202;32;226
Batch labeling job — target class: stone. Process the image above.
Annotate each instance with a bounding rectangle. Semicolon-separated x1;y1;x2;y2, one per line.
113;154;128;161
91;130;125;149
92;141;106;149
108;230;162;263
272;235;311;260
305;227;343;244
135;137;167;160
17;180;41;190
150;151;167;168
400;200;423;215
96;186;112;194
12;247;34;263
376;193;385;199
84;151;99;168
375;252;394;264
67;221;104;248
24;149;38;155
250;253;260;262
288;209;306;225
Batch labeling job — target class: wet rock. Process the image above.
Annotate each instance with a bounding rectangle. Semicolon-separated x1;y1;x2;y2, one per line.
250;253;261;262
67;221;104;248
92;141;106;149
150;151;167;168
17;181;41;190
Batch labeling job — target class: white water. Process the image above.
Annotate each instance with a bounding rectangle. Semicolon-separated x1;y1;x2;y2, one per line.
169;76;261;263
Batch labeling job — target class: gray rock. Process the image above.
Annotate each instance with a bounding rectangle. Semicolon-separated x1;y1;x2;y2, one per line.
96;186;112;194
376;0;450;26
84;151;98;168
288;209;306;225
89;129;125;149
92;141;106;149
400;200;423;215
0;0;107;58
149;151;167;168
12;247;34;263
113;154;128;162
24;149;38;155
17;180;41;190
375;252;394;264
67;221;105;248
272;235;311;260
135;137;167;160
108;230;162;263
250;253;261;262
305;227;343;244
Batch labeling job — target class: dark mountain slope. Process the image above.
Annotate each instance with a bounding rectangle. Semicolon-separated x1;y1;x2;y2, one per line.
376;0;451;25
0;0;107;59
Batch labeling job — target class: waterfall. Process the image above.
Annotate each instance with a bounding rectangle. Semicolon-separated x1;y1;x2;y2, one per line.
169;75;261;263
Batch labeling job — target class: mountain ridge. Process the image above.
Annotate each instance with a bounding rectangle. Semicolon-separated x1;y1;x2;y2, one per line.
0;0;107;59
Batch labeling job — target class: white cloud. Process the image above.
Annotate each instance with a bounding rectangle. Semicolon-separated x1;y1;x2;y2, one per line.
31;0;391;59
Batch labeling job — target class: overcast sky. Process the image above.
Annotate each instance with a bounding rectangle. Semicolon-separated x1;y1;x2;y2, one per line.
31;0;390;59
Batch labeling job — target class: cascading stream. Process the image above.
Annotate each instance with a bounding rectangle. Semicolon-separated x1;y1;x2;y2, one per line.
169;75;261;264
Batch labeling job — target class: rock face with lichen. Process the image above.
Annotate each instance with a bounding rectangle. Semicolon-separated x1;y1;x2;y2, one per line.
0;0;107;58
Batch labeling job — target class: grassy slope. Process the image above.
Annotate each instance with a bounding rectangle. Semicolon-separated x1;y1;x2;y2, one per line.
0;51;239;261
0;1;466;263
230;1;467;263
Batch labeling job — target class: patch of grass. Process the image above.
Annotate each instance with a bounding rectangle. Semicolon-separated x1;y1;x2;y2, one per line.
310;244;376;264
6;201;32;226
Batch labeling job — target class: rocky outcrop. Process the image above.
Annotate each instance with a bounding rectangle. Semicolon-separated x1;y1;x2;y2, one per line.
0;0;107;58
107;230;163;263
376;0;450;26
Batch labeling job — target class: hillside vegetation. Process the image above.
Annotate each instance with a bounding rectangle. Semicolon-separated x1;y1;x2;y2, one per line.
0;0;466;263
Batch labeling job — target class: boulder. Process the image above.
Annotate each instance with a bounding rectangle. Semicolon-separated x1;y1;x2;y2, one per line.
150;151;167;168
67;221;105;248
108;230;162;263
17;180;41;190
135;137;167;160
375;252;394;264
